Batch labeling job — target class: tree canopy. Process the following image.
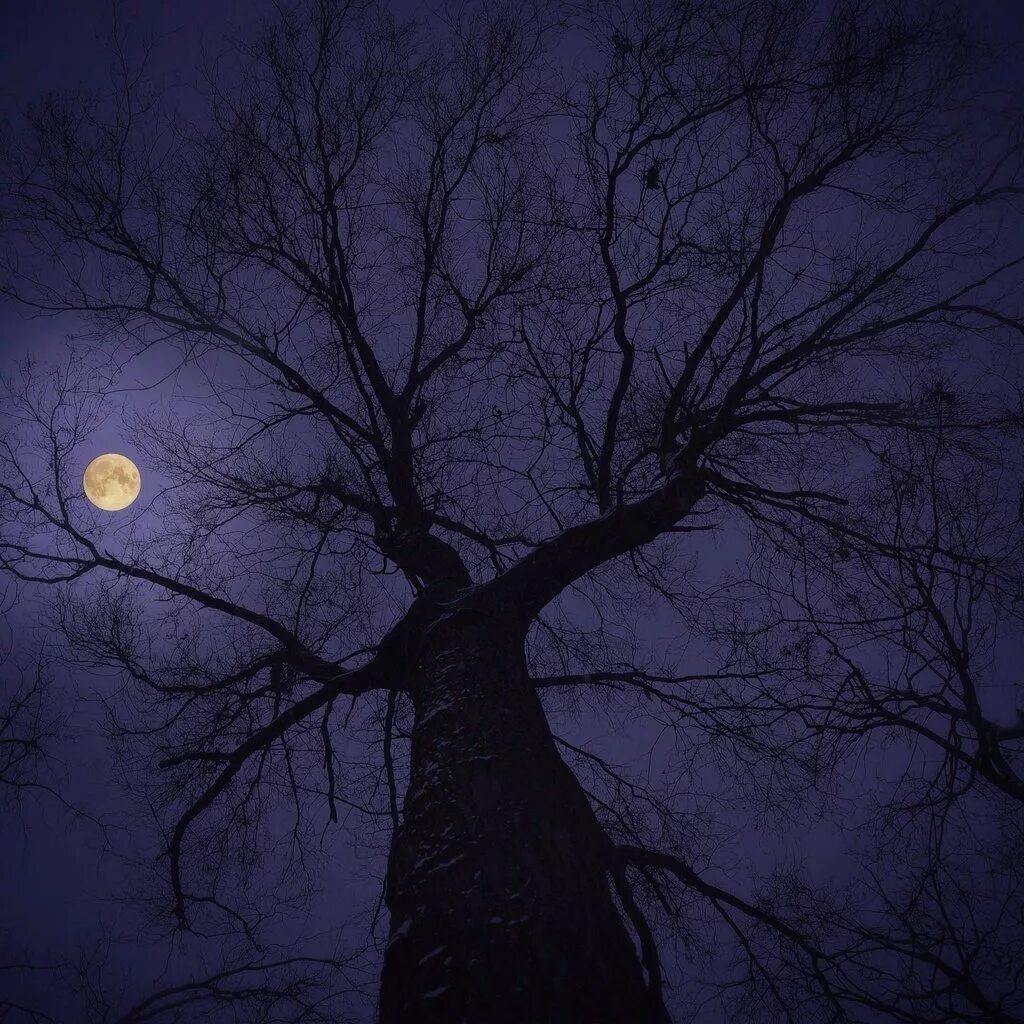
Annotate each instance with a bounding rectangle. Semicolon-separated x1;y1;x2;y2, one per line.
1;0;1023;1020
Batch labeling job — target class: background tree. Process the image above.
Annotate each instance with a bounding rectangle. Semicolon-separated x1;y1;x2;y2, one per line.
0;589;61;805
1;0;1023;1020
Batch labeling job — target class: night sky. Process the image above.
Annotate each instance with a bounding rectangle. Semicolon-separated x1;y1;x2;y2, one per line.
2;1;1024;1022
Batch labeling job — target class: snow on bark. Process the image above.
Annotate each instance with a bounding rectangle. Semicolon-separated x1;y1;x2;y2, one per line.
385;918;412;949
417;945;447;966
420;986;450;1000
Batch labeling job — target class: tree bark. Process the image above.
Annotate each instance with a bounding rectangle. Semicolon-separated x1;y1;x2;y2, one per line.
378;609;666;1022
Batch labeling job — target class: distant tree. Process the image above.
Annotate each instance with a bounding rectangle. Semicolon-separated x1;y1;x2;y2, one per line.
0;948;372;1024
1;0;1023;1020
0;600;60;803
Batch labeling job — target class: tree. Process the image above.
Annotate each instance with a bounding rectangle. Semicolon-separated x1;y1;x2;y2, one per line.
0;587;61;805
1;0;1023;1020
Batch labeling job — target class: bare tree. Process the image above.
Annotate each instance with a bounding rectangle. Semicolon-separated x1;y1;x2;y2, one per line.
0;606;60;803
1;948;374;1024
1;0;1023;1020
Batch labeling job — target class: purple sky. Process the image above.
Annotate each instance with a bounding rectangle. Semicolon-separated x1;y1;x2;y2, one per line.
2;1;1024;1021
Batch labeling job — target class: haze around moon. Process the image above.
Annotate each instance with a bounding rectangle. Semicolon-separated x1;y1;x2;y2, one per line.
83;453;142;511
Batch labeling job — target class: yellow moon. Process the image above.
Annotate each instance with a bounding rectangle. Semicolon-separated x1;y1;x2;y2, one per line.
83;453;142;511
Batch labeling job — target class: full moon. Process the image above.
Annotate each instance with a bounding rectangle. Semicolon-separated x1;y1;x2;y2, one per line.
83;453;142;511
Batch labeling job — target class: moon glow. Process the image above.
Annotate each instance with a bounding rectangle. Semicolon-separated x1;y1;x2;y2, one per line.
83;453;142;511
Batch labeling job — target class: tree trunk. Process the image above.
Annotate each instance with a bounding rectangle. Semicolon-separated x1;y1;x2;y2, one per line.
377;609;664;1023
